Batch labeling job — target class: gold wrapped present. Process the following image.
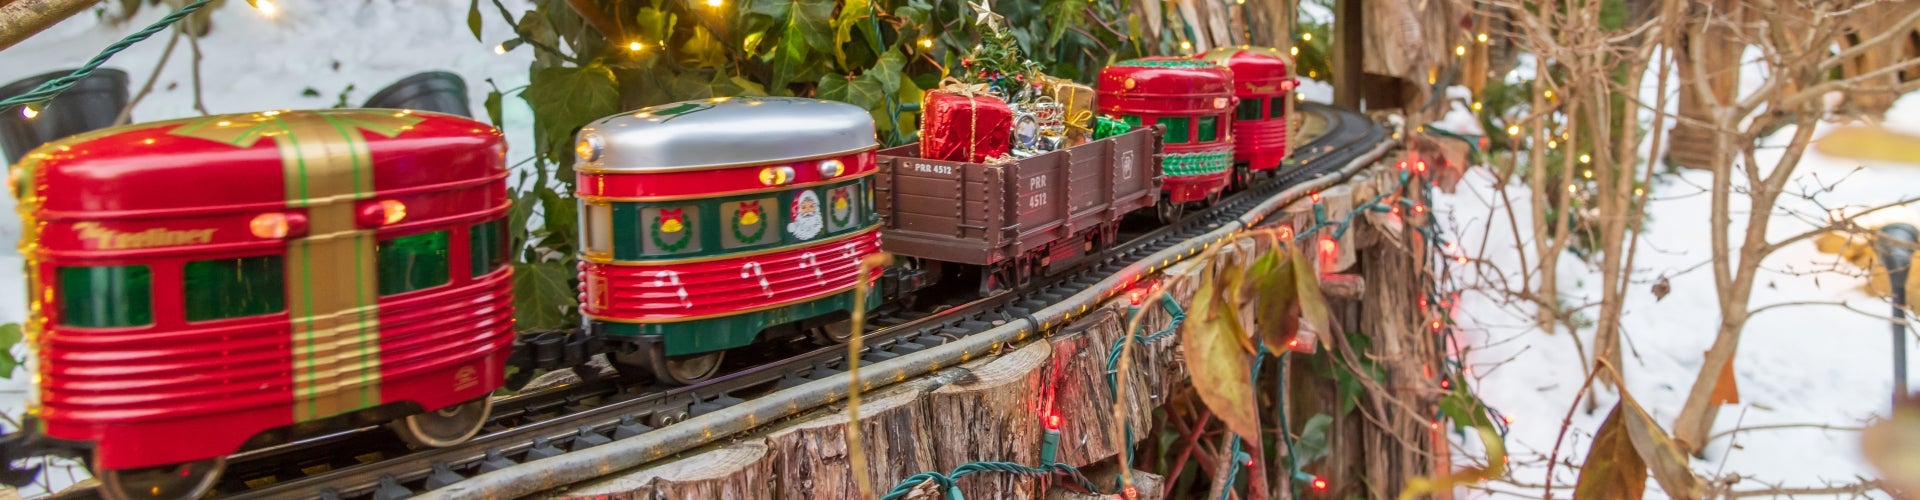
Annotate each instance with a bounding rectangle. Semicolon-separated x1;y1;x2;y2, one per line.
1038;75;1094;144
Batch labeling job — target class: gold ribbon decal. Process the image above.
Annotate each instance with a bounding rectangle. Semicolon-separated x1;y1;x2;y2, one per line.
171;109;424;422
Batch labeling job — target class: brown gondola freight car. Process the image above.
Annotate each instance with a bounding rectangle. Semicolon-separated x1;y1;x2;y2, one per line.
875;126;1164;294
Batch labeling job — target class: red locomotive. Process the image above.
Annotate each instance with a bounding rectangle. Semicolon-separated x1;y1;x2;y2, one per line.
7;109;513;499
1198;47;1297;189
571;97;886;385
1096;56;1237;222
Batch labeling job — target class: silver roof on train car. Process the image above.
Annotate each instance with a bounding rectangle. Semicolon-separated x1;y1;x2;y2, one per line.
574;97;879;172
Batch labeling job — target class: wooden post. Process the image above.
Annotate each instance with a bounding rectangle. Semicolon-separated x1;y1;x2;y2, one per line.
928;341;1051;499
766;387;938;498
560;442;774;499
1332;0;1365;108
0;0;98;52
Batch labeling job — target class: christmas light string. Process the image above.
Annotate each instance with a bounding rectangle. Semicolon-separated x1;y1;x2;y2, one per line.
0;0;217;116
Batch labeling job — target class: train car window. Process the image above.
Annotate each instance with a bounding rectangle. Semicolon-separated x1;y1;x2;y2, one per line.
1162;117;1190;143
184;256;286;321
1197;116;1219;142
642;206;702;256
824;184;861;234
582;201;613;258
470;219;510;277
378;231;451;296
58;265;153;327
1270;97;1289;120
1236;99;1263;121
721;197;778;249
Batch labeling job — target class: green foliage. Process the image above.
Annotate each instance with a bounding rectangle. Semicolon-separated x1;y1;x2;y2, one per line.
1291;19;1332;81
1292;413;1334;466
522;63;620;166
0;323;19;380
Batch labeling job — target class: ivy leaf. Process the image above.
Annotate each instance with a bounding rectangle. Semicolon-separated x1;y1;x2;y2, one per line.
680;26;728;69
1180;267;1261;442
759;0;833;90
1574;403;1648;500
0;323;20;380
536;187;578;256
635;8;676;44
522;64;619;164
484;90;504;130
1291;248;1332;345
467;0;484;42
871;48;905;96
511;260;575;331
832;0;873;68
731;76;769;96
1041;0;1083;48
1292;414;1334;466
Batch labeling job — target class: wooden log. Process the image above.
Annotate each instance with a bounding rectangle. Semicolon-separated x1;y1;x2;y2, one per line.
561;441;773;499
1043;307;1153;467
765;383;936;498
1045;467;1165;500
927;341;1052;499
1320;273;1365;299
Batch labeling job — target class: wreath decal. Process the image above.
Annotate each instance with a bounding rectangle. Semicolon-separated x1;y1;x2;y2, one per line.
732;202;768;244
827;188;853;228
649;209;693;252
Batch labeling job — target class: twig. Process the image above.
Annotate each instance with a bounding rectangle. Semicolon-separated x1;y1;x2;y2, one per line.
184;17;208;115
1541;359;1606;499
1705;422;1864;444
1724;479;1882;498
115;25;182;126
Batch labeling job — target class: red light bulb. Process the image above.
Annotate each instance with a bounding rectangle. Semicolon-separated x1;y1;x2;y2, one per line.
1440;378;1452;389
1311;477;1329;492
1047;414;1062;430
1415;160;1428;173
1310;191;1321;203
1129;290;1144;306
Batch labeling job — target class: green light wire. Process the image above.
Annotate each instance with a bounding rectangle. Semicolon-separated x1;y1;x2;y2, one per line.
0;0;217;114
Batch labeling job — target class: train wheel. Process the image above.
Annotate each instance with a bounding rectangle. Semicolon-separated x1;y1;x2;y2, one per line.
97;457;224;500
393;397;492;448
615;347;726;386
1155;198;1184;224
1204;189;1222;206
810;320;857;344
1232;164;1252;191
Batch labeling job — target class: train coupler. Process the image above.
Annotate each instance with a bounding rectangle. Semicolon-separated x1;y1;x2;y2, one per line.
505;329;603;389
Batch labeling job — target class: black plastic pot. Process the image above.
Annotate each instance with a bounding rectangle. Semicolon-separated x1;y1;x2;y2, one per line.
363;71;472;118
0;68;130;164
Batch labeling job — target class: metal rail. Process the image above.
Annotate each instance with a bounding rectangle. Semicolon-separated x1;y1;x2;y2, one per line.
44;103;1389;500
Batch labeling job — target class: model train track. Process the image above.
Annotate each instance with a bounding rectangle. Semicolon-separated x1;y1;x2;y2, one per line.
44;103;1385;500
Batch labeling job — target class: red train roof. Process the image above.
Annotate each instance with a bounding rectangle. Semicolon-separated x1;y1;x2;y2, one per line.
11;109;505;218
1197;46;1293;94
1096;57;1235;98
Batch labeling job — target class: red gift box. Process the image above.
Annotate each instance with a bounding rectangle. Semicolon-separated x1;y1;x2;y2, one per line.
920;86;1013;163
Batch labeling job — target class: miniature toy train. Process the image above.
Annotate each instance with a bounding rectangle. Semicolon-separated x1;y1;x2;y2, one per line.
0;48;1293;499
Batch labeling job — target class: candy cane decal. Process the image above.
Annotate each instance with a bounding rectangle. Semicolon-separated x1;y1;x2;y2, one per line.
841;241;861;265
651;270;691;308
741;262;773;297
798;252;825;284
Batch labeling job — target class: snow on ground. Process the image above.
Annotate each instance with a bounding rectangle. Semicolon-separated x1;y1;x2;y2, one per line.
0;1;537;494
1432;72;1920;498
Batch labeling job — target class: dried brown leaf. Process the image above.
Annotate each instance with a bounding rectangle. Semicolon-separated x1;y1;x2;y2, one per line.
1574;403;1647;500
1180;264;1261;441
1619;393;1701;500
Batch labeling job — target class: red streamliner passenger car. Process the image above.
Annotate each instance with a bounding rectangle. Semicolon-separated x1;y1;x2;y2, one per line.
1096;56;1236;222
9;109;513;498
1198;46;1296;189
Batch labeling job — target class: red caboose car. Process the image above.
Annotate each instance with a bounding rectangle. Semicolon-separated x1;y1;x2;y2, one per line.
8;109;513;498
1097;56;1236;222
1199;46;1296;189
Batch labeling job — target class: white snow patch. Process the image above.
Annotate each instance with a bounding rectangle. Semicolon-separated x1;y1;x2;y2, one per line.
1438;79;1920;499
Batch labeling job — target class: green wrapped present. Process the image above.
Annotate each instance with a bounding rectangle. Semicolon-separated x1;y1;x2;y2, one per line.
1092;114;1131;140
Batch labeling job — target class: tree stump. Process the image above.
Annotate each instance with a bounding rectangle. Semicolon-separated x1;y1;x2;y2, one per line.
766;384;937;498
1043;307;1154;467
560;441;773;499
1044;468;1165;500
927;341;1052;499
